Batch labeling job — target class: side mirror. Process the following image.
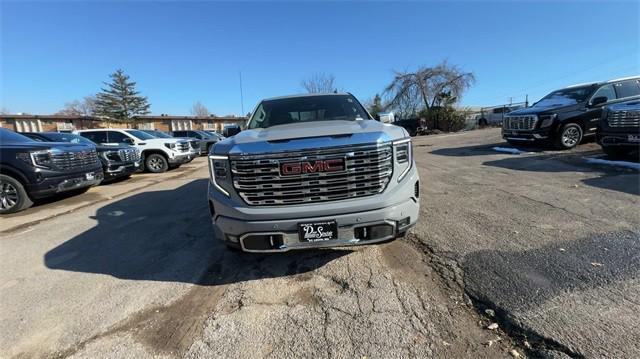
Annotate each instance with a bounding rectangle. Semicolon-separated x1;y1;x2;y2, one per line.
223;127;241;137
123;137;134;145
590;96;608;107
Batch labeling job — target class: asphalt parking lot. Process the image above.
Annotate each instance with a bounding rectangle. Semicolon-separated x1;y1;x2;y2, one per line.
1;128;638;359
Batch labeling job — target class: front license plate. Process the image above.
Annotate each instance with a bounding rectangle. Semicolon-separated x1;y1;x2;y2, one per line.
85;172;95;181
628;134;640;143
298;221;338;242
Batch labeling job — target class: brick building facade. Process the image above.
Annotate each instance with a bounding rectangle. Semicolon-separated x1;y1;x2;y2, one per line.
0;114;246;133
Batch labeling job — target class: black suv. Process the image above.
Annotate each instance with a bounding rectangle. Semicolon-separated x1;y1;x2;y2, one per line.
503;77;640;149
597;99;640;157
171;130;219;154
0;128;103;214
22;132;141;181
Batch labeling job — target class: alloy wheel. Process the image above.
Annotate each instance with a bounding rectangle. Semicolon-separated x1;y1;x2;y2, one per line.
149;157;162;171
562;126;581;147
0;181;19;211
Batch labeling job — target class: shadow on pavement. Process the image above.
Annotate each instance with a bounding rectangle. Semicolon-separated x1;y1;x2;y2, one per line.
483;154;640;196
462;230;640;312
429;142;546;157
44;179;350;285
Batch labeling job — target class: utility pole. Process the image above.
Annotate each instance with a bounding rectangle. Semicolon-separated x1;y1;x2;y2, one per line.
239;71;245;116
525;94;529;107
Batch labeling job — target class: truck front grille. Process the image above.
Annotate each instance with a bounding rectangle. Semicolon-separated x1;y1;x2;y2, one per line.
503;115;538;130
608;110;640;128
52;149;100;170
119;148;140;162
177;142;190;152
230;143;393;206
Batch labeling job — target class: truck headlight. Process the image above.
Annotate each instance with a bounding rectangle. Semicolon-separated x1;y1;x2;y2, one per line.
393;138;412;182
102;150;121;161
208;155;230;196
539;114;557;128
164;142;176;150
17;150;54;169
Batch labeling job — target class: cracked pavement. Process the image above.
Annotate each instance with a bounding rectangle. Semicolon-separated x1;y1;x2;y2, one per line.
1;128;638;358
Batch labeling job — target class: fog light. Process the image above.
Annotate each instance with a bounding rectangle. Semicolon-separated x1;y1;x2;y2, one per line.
226;235;239;243
398;217;411;230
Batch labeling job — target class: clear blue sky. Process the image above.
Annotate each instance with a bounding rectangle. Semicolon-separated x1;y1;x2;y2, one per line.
1;1;638;116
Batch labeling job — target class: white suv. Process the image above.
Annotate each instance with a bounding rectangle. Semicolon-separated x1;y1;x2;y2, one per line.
77;129;193;173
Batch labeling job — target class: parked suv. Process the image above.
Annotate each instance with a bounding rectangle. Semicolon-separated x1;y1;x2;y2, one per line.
503;77;640;149
22;132;141;181
171;130;219;155
208;93;419;252
141;129;200;160
77;129;192;173
0;128;103;214
597;99;640;157
476;104;525;126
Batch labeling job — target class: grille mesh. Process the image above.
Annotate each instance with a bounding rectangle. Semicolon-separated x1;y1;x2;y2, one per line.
119;148;140;162
230;144;393;206
52;149;100;170
608;110;640;128
503;116;538;130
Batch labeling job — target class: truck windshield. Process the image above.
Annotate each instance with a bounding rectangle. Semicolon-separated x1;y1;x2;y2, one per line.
43;133;96;145
145;130;172;139
248;94;371;129
125;129;156;140
533;86;594;108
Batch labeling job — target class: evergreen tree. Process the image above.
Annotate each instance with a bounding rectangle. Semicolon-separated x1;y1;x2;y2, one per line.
368;94;384;119
94;69;150;121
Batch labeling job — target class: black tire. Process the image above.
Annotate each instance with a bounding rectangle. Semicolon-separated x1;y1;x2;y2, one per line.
145;154;169;173
555;123;583;150
0;174;33;214
602;146;627;158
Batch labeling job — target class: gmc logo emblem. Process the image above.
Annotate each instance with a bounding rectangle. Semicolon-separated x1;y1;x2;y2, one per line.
280;158;346;176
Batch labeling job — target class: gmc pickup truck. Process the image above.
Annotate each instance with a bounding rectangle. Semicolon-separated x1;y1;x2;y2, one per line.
0;128;103;214
503;76;640;149
597;99;640;157
208;93;420;252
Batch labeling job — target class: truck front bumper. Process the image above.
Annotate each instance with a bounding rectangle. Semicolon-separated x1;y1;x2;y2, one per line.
209;167;420;253
27;169;104;199
167;153;191;165
597;130;640;149
502;128;553;142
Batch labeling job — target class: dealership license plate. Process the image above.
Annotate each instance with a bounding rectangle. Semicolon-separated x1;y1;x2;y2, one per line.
298;221;338;242
628;134;640;143
85;172;95;181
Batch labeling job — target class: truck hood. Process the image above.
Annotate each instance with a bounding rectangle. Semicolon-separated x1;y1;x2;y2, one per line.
507;103;582;116
1;141;95;152
138;138;185;145
214;119;408;156
607;99;640;112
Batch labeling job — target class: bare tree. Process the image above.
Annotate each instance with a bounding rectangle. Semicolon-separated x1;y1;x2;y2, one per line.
384;61;475;113
0;107;11;115
56;96;97;116
190;101;211;117
301;72;338;93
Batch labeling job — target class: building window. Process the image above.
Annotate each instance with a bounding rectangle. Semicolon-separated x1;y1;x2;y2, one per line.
202;122;216;130
137;122;155;130
15;119;42;132
171;120;192;131
56;121;75;132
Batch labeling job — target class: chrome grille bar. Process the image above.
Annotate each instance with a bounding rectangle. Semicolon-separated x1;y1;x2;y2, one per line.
230;143;393;206
52;149;100;171
608;111;640;128
503;115;538;130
